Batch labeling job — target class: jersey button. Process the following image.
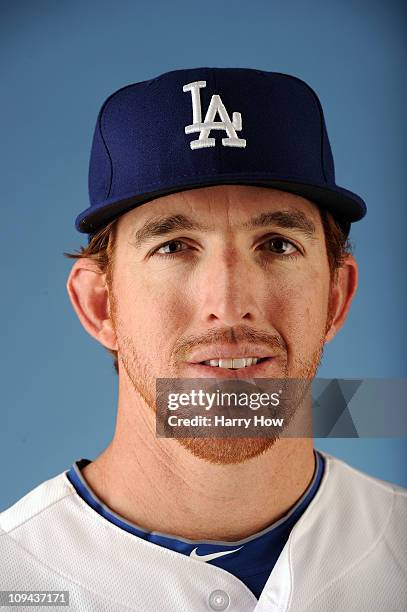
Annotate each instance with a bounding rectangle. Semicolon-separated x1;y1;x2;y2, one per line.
208;589;230;610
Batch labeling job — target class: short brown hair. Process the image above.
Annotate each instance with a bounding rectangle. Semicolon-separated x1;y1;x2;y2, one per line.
65;208;352;373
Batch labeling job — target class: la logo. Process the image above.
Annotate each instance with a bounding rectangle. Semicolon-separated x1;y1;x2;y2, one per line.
183;81;246;150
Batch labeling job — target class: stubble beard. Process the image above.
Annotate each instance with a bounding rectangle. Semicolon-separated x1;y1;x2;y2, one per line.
110;289;330;466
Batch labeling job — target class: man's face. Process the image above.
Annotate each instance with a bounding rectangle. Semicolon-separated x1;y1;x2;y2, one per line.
109;185;333;462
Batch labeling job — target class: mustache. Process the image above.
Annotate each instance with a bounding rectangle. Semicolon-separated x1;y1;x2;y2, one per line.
173;325;287;360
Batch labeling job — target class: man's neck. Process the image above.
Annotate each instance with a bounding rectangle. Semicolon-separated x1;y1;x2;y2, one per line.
81;394;316;541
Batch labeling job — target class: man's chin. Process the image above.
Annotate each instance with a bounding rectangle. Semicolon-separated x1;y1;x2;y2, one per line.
175;436;279;465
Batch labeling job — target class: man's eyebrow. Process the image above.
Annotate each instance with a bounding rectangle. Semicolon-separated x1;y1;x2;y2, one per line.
131;214;211;248
241;209;317;238
131;208;317;248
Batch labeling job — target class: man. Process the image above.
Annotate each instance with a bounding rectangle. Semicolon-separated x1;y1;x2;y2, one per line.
1;68;406;611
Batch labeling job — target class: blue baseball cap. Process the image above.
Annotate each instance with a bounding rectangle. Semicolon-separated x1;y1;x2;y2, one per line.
75;67;367;237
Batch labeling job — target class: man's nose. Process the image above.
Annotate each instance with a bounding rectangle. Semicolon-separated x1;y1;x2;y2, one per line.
195;248;263;327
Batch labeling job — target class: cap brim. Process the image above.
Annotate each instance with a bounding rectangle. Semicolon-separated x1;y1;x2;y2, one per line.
76;177;366;237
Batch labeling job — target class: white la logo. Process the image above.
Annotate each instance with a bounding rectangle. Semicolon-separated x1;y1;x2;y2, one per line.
183;81;246;150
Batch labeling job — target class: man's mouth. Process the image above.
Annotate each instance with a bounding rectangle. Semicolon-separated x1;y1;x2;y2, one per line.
199;357;269;369
185;356;275;379
185;344;277;376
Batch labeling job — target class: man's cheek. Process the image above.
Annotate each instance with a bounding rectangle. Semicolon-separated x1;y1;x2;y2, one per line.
269;282;325;335
137;271;186;302
130;288;188;339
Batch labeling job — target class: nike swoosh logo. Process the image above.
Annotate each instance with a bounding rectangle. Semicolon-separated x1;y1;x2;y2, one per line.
189;546;243;562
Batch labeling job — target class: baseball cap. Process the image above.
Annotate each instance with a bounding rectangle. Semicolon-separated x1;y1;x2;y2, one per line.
75;67;367;237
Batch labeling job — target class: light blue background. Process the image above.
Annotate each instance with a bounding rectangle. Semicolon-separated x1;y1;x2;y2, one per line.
1;0;406;510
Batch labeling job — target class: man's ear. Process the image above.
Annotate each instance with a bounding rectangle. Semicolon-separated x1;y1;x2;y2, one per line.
325;255;358;343
67;259;117;351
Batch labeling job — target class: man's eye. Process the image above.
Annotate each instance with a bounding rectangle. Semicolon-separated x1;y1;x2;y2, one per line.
155;240;189;255
262;237;298;255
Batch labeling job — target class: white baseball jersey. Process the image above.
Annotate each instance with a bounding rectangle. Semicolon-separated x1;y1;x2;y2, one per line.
1;450;406;611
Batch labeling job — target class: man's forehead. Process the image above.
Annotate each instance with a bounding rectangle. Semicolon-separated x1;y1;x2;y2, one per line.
119;185;322;234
